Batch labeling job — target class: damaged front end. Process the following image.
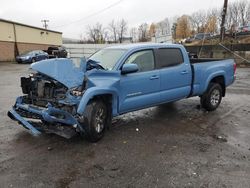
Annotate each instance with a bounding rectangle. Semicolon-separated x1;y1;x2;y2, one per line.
8;59;86;138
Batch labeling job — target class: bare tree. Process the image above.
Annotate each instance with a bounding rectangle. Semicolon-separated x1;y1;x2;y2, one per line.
130;27;137;43
117;19;128;43
108;20;118;43
225;0;250;31
226;1;243;28
138;23;149;42
86;23;106;44
238;0;250;26
190;11;207;33
205;8;220;34
156;18;170;36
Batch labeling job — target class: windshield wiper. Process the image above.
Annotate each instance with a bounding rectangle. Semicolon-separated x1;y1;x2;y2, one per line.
86;59;105;70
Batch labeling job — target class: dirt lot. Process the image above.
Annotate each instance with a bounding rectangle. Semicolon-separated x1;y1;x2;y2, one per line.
0;62;250;188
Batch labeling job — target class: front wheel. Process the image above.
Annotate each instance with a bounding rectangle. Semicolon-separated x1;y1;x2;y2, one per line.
80;99;109;142
31;58;36;63
200;83;222;111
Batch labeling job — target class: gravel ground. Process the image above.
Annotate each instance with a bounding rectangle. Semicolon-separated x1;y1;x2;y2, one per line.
0;62;249;188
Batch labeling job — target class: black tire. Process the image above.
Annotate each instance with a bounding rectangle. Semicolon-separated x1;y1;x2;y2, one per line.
81;99;109;142
200;83;222;111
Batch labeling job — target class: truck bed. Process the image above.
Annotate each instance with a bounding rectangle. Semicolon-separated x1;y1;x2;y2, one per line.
190;58;223;64
190;58;235;96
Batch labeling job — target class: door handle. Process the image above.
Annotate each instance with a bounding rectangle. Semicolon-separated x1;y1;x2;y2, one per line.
181;70;188;74
150;75;159;80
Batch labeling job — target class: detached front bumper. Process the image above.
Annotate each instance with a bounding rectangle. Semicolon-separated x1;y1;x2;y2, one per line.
8;109;41;136
8;96;83;138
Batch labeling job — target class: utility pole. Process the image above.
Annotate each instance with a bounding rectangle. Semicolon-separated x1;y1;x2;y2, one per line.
41;20;49;29
220;0;228;42
13;23;19;56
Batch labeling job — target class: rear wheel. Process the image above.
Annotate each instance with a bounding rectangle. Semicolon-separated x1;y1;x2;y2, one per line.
80;99;109;142
200;83;222;111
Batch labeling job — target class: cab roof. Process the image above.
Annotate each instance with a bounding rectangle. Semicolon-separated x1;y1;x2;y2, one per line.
106;43;184;51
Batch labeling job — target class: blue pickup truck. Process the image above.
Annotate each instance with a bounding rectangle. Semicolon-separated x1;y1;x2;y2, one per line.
8;43;236;142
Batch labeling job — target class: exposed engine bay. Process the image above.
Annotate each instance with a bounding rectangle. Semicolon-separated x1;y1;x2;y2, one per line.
20;73;77;114
8;59;92;138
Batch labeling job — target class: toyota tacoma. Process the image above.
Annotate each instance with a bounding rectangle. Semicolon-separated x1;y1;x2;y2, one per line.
8;43;236;142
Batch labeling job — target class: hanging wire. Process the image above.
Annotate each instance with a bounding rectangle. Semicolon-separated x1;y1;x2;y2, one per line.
198;0;249;64
52;0;124;29
218;43;250;63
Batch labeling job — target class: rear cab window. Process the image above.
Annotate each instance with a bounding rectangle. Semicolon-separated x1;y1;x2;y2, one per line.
155;48;184;68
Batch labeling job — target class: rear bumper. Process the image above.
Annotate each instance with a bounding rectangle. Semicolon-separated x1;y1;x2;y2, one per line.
8;96;83;138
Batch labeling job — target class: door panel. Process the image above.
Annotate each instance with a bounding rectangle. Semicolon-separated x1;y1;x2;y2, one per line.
155;48;192;103
119;50;160;113
119;70;160;113
159;63;191;102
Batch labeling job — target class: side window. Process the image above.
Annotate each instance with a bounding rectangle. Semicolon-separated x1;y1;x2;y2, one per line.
156;48;184;68
124;50;154;72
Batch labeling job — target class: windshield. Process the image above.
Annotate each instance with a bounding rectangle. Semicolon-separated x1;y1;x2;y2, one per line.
20;51;33;56
88;49;127;70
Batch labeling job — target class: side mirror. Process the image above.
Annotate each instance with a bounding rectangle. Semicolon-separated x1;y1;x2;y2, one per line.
121;64;138;74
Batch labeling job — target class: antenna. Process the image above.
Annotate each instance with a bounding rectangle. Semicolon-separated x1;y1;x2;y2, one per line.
41;20;49;29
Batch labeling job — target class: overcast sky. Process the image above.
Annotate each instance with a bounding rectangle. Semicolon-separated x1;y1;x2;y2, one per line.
0;0;239;39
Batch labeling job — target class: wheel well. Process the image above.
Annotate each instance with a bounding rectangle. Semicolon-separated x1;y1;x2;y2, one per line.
210;76;225;96
91;94;113;106
91;94;113;116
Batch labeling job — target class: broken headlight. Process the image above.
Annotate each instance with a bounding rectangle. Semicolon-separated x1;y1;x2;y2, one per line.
70;86;84;96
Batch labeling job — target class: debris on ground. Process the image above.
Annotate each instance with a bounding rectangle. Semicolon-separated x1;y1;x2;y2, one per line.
47;147;53;151
94;164;104;171
213;135;228;142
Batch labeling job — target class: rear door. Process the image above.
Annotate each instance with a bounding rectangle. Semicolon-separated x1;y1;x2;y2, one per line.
155;48;192;102
119;50;160;113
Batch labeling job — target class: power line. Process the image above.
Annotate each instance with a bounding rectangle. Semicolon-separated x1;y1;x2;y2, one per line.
53;0;123;29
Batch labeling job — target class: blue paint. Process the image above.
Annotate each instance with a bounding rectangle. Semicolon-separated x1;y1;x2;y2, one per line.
9;43;236;137
31;58;86;88
8;109;41;136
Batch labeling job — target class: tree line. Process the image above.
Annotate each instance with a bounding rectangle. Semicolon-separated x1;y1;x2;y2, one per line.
82;0;250;43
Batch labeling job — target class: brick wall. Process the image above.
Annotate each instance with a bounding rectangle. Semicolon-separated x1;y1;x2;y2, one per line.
17;43;51;55
0;41;55;62
0;41;15;61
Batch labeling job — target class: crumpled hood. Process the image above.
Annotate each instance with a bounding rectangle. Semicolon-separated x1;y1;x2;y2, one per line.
30;58;86;88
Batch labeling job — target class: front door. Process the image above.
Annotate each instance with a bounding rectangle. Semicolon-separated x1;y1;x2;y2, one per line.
119;50;160;113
